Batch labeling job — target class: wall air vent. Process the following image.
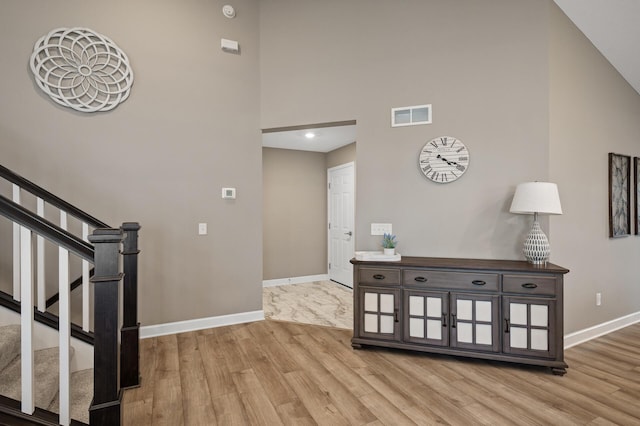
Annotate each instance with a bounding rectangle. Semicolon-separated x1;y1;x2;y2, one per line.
391;104;432;127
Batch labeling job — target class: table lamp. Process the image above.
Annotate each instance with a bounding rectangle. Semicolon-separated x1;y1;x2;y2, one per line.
509;182;563;264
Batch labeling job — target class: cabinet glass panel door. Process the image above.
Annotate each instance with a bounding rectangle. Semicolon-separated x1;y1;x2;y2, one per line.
503;296;555;358
359;286;400;341
403;290;449;346
450;293;499;352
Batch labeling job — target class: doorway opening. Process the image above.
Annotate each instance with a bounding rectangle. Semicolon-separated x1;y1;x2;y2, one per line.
262;120;356;328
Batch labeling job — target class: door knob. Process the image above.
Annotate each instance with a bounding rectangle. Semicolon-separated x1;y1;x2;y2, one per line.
344;231;353;236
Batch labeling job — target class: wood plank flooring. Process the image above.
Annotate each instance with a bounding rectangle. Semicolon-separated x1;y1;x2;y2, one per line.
123;321;640;425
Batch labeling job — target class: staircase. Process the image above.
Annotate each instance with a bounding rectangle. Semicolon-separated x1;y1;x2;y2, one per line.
0;325;92;424
0;163;141;425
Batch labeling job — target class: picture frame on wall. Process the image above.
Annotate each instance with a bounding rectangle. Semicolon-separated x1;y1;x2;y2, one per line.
609;153;631;237
635;157;640;235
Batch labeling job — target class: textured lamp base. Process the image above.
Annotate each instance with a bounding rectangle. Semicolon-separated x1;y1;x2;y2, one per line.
523;217;550;264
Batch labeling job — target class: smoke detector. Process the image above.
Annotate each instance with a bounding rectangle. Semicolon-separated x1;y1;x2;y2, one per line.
222;5;236;18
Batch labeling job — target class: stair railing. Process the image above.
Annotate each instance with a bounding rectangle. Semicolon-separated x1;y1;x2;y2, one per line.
88;229;125;425
1;164;108;333
1;194;94;425
1;175;140;426
120;222;141;389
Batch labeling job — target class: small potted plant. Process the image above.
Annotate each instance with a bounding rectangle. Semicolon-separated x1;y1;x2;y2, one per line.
382;233;397;255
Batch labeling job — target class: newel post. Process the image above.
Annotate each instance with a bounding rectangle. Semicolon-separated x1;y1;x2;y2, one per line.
88;228;124;426
120;222;141;389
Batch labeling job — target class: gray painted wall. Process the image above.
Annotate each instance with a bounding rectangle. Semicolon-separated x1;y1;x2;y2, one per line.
0;0;262;326
327;142;356;170
260;0;640;334
1;0;639;334
549;5;640;332
261;0;549;258
262;143;356;281
263;148;327;280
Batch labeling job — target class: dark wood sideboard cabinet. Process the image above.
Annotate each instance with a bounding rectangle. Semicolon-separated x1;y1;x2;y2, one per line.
350;257;570;375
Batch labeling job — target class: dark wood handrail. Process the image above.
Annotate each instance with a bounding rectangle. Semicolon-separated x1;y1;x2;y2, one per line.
0;194;94;262
0;290;94;345
45;268;95;308
0;163;109;229
1;166;139;426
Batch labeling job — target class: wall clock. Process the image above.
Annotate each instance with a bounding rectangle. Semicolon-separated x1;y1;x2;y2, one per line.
419;136;470;183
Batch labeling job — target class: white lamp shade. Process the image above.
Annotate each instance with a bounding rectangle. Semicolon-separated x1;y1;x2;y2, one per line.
510;182;562;215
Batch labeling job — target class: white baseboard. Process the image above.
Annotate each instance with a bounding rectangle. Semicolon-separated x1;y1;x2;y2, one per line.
263;274;330;287
140;310;265;339
564;310;640;349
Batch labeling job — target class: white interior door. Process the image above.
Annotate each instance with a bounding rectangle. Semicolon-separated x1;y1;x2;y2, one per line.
328;162;355;287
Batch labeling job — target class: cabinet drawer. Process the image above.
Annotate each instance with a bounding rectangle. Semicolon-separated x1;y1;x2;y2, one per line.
358;267;400;286
403;270;498;291
502;275;557;296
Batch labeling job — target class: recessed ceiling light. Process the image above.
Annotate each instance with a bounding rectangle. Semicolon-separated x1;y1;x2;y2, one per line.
305;132;316;139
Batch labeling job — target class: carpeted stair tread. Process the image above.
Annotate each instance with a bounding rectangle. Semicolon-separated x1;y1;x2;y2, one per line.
48;368;93;424
0;345;75;410
0;324;20;372
0;324;93;423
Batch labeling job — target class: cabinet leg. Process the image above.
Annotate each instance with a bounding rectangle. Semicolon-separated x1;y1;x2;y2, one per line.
352;343;363;350
551;367;567;376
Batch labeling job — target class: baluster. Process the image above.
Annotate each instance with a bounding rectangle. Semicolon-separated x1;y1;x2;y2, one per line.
121;222;141;388
59;211;71;425
12;184;21;301
82;222;90;332
36;197;46;312
89;228;124;426
20;225;34;415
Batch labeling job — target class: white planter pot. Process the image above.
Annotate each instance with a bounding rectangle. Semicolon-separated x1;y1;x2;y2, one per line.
383;248;395;256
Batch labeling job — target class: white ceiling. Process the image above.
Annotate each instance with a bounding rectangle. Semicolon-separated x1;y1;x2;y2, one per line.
262;2;639;153
554;0;640;94
262;124;356;153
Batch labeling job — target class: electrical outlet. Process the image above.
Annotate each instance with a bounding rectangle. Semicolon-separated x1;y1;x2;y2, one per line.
371;223;392;235
596;292;602;306
198;223;208;235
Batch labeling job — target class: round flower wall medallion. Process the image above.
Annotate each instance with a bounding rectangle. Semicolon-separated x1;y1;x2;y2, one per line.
30;27;134;113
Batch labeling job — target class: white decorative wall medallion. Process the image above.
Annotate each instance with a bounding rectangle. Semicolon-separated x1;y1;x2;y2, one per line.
30;27;134;113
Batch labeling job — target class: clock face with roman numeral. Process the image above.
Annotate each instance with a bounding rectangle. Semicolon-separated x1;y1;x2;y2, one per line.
419;136;470;183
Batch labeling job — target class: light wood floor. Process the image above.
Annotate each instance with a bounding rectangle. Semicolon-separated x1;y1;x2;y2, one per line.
123;321;640;425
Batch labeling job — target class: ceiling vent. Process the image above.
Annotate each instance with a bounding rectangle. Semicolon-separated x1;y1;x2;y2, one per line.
391;104;432;127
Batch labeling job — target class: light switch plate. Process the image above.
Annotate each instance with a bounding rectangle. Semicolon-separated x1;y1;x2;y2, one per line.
198;223;207;235
371;223;392;235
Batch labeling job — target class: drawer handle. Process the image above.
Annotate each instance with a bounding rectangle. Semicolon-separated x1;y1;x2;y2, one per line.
394;309;399;322
504;318;510;333
373;274;385;280
414;276;428;283
522;283;538;289
442;313;447;327
451;314;457;329
472;280;486;286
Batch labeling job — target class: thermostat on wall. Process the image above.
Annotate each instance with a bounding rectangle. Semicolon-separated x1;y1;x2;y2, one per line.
222;187;236;199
